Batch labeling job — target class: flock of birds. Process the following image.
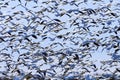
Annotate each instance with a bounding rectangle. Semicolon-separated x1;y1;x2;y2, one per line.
0;0;120;80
